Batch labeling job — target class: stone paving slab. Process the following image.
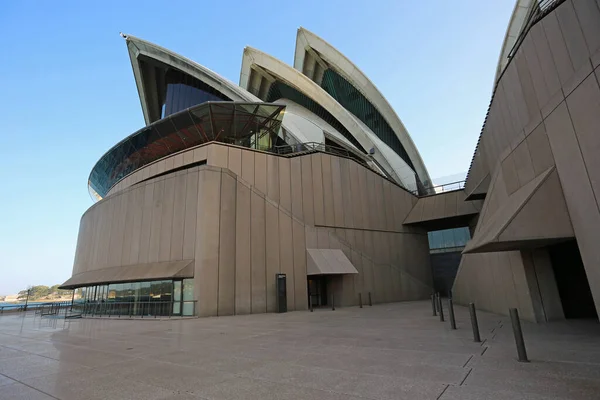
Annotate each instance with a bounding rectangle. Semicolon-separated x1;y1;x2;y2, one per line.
0;301;599;400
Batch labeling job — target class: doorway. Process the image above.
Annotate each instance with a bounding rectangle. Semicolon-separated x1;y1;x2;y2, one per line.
549;240;597;319
307;276;328;307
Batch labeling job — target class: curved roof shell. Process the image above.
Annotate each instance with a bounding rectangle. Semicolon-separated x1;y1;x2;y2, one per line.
240;46;420;191
294;28;431;188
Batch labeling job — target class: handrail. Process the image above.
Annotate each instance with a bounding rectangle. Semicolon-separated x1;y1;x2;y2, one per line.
412;180;466;197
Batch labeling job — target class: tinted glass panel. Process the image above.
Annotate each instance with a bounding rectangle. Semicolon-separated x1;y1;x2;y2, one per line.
320;69;414;171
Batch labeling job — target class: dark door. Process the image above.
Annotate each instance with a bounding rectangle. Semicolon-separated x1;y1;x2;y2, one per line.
549;240;597;319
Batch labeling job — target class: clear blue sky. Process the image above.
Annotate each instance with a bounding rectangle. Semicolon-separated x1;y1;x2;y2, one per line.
0;0;514;295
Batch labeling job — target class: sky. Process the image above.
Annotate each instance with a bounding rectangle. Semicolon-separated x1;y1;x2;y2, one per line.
0;0;515;295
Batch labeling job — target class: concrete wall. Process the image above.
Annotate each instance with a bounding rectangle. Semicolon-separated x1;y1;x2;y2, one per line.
72;143;433;316
455;0;600;320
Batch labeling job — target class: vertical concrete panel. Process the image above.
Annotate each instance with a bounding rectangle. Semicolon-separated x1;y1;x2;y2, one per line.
572;0;600;55
228;147;242;177
241;150;255;185
349;161;363;229
366;171;378;231
159;176;175;262
530;23;562;102
278;158;292;212
172;153;184;169
382;181;395;231
501;154;520;195
292;218;307;310
235;181;252;315
321;154;335;226
250;190;267;313
567;74;600;199
147;179;164;263
196;170;220;317
193;145;208;163
170;172;187;260
254;152;267;194
267;155;280;203
128;186;144;265
526;123;555;176
512;140;536;187
556;1;590;71
120;190;135;266
137;184;154;264
311;154;325;225
138;183;154;264
362;256;374;296
183;149;194;166
516;45;542;129
339;158;355;229
218;173;236;316
265;200;280;313
523;34;550;109
183;170;199;260
330;156;344;227
543;12;575;86
208;144;228;169
107;193;123;267
350;249;364;301
279;209;295;310
356;168;371;231
301;156;315;226
290;158;304;221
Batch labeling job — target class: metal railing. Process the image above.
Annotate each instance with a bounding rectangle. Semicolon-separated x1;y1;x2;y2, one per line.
80;300;197;318
413;180;466;197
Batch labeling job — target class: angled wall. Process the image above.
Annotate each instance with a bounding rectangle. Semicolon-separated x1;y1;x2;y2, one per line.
72;142;433;316
455;0;600;321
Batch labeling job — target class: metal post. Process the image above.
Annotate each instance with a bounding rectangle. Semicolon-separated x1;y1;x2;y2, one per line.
70;290;75;311
448;298;456;329
359;293;363;308
331;294;335;311
368;292;372;307
438;293;444;322
309;295;313;312
24;289;31;312
509;308;529;362
469;303;481;342
431;294;437;316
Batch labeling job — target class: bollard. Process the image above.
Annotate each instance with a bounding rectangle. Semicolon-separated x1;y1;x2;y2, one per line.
448;298;456;329
437;293;445;322
309;295;313;312
331;294;335;311
469;303;481;342
509;308;529;362
431;294;437;316
359;293;363;308
368;292;372;307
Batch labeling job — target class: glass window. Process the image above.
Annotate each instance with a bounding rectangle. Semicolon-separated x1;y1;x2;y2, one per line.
182;279;194;316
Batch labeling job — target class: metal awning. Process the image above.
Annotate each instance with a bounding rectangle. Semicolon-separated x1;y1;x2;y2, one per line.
59;260;194;289
306;249;358;276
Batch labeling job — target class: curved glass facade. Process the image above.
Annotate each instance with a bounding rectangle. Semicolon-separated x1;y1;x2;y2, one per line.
266;80;366;153
320;69;415;171
89;102;285;198
162;69;231;118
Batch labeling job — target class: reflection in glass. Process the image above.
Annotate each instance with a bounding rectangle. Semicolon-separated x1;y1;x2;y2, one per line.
428;227;471;253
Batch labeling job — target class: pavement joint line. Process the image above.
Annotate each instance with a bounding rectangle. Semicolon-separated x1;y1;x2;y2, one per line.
480;338;487;347
435;384;450;400
0;372;62;400
462;355;473;368
480;346;488;356
459;368;473;386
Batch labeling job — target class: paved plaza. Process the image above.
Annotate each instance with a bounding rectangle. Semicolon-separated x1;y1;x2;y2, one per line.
0;301;599;399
